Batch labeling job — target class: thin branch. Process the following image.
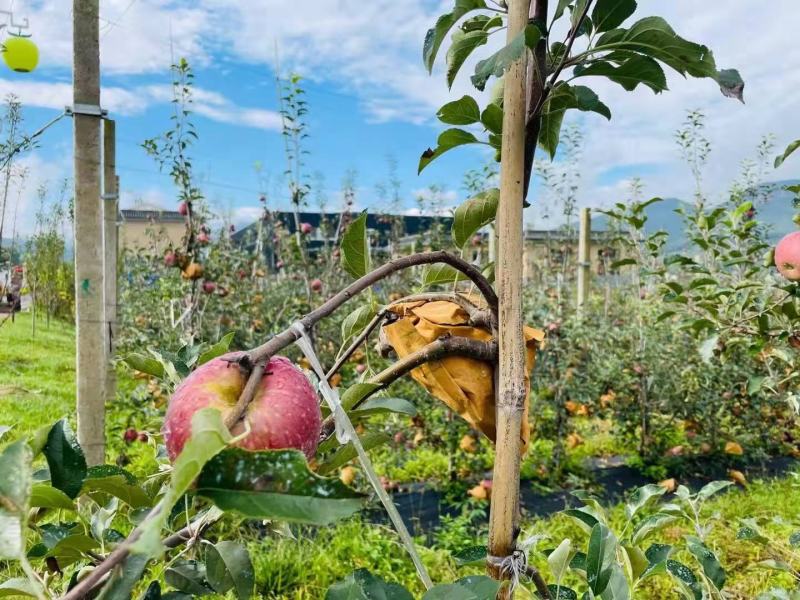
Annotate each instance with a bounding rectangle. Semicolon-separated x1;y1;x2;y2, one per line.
320;337;497;440
326;310;388;382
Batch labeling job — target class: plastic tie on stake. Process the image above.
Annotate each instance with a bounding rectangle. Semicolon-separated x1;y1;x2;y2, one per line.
289;321;433;590
487;534;546;595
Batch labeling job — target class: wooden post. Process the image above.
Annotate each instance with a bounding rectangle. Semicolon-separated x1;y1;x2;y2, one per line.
73;0;106;465
103;121;118;409
577;207;591;314
487;0;529;596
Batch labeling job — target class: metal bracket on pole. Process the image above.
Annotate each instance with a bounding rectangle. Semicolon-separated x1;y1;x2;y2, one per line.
66;104;109;118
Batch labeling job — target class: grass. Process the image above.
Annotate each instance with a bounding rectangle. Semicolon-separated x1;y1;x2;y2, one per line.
0;312;75;434
2;314;799;597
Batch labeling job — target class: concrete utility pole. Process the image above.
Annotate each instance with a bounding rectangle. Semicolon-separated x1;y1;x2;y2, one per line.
73;0;107;465
577;207;591;314
103;121;117;410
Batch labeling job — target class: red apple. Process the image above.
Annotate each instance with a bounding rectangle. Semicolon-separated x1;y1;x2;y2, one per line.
197;232;210;245
355;363;367;374
300;222;313;235
775;231;800;281
310;278;323;292
123;428;138;444
163;353;321;461
202;281;217;294
275;260;284;270
178;202;188;216
164;252;177;268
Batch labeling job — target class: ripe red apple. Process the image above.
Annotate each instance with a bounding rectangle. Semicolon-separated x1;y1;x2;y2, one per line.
355;363;367;374
300;222;313;235
163;353;321;461
123;428;138;444
775;231;800;281
310;278;323;292
178;202;188;216
202;281;217;294
164;251;177;268
197;232;210;245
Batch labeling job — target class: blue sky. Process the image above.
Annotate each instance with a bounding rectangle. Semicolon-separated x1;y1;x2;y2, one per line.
2;0;799;236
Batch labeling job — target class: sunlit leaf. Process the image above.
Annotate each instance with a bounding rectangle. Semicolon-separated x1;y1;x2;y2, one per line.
340;211;371;279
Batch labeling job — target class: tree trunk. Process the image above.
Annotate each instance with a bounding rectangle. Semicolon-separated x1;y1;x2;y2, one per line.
487;0;530;596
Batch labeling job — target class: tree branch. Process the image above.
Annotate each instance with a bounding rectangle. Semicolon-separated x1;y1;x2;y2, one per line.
225;251;497;430
319;337;497;440
325;309;389;382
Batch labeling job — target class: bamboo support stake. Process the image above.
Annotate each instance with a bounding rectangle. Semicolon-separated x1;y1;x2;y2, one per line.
73;0;107;465
487;0;530;595
103;121;118;408
577;207;591;314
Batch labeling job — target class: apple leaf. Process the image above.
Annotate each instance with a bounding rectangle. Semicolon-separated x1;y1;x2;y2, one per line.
775;139;800;168
437;95;481;125
327;569;414;600
418;128;481;174
422;0;487;73
124;353;166;378
340;211;370;279
28;484;75;510
198;332;236;366
196;448;365;525
131;408;231;557
205;541;255;599
422;264;469;287
81;466;153;509
0;440;32;560
0;578;42;598
452;187;499;248
351;397;417;418
43;419;87;499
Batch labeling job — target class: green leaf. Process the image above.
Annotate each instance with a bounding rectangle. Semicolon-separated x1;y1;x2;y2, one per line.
554;0;572;21
326;568;413;600
591;0;636;32
538;108;566;159
600;565;630;600
632;513;678;545
423;576;501;599
538;84;610;157
205;541;254;599
625;484;666;520
29;484;75;510
124;353;165;378
736;521;769;545
481;103;503;135
685;535;725;590
341;305;376;349
196;448;365;525
81;470;153;509
471;24;542;91
43;419;87;499
697;480;732;501
198;332;235;366
422;264;469;287
437;95;482;125
351;397;417;418
640;543;672;581
546;586;578;600
447;31;489;88
341;383;382;411
548;538;573;582
419;128;481;174
131;408;231;557
0;578;42;598
775;139;800;168
598;17;717;78
564;506;601;532
0;440;32;560
666;560;702;600
623;544;649;581
716;68;744;102
48;534;100;568
340;211;370;279
423;0;487;73
452;188;499;247
317;432;392;475
452;545;487;567
757;559;795;573
165;560;214;596
574;55;667;93
586;523;614;594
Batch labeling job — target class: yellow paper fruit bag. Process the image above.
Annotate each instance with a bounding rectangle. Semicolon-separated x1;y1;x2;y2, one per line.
382;298;544;453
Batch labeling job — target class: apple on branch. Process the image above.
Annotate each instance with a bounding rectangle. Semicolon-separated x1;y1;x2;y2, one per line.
163;352;322;461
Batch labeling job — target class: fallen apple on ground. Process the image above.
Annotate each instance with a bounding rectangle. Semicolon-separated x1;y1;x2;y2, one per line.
163;352;321;461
